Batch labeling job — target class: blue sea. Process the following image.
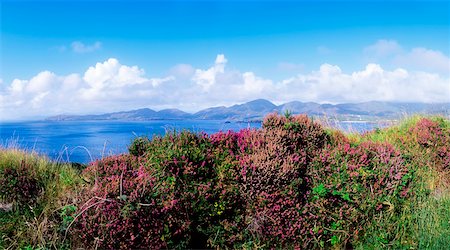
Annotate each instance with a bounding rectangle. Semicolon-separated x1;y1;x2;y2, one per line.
0;120;388;164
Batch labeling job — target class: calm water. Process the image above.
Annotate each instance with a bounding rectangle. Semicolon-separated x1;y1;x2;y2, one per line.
0;120;387;163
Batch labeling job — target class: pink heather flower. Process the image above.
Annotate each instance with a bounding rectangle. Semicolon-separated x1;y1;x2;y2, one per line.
376;204;383;210
350;171;359;177
400;189;409;198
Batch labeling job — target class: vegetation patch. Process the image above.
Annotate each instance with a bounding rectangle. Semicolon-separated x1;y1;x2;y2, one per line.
1;115;449;249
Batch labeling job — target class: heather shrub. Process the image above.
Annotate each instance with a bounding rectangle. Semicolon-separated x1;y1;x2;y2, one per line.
73;118;332;249
409;118;450;171
70;154;168;249
324;128;351;147
235;113;329;247
142;131;219;248
362;117;449;189
411;118;447;147
144;130;258;248
308;141;411;248
206;129;256;247
128;136;150;157
362;117;449;171
71;130;253;249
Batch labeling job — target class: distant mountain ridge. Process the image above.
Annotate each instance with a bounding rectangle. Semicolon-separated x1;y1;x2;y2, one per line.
47;108;191;121
46;99;450;121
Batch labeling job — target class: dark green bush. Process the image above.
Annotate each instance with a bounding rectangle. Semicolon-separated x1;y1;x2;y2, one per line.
0;160;43;206
128;136;150;157
308;141;411;247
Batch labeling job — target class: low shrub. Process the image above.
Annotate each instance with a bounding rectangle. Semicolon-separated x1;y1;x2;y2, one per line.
0;160;43;206
410;118;450;171
358;116;450;248
70;155;168;249
233;113;329;248
308;141;411;248
71;130;251;249
128;136;150;157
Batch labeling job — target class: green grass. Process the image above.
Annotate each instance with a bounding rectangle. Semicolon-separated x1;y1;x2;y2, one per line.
416;193;450;249
0;148;82;249
350;115;450;249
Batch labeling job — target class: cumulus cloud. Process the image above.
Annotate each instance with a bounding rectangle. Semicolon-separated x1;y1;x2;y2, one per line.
26;71;59;93
279;63;449;103
1;54;449;120
0;58;173;120
83;58;148;88
185;56;449;108
71;41;102;53
192;54;227;91
364;39;450;75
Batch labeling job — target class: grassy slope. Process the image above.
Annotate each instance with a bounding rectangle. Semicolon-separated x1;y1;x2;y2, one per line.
0;149;82;249
353;116;450;249
0;115;449;249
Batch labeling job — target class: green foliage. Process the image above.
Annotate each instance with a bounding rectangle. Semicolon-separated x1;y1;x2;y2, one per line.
313;183;328;198
60;205;77;231
283;109;292;119
128;136;150;157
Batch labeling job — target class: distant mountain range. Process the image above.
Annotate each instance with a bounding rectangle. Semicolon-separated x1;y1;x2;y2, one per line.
46;99;450;121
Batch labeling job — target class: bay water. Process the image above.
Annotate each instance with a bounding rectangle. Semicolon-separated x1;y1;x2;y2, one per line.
0;120;387;163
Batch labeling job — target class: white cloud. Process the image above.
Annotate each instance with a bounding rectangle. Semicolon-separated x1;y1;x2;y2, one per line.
364;39;450;75
394;48;450;74
9;79;26;94
364;39;402;58
71;41;102;53
169;64;195;79
280;63;449;103
0;58;174;120
192;54;227;91
26;71;58;93
215;54;227;64
83;58;147;89
1;54;449;120
187;56;449;108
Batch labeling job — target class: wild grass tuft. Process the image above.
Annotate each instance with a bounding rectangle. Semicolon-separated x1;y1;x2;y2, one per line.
0;147;82;249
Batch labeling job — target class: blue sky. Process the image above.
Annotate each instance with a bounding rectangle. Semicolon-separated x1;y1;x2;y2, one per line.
1;0;449;119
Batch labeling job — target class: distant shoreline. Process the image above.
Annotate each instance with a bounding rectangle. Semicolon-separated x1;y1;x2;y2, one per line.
41;99;449;123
